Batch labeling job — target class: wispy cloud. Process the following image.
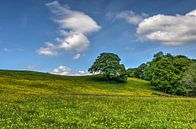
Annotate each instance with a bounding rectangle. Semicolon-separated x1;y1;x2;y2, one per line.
116;11;148;25
27;64;37;71
37;42;59;56
3;48;12;52
37;1;101;58
2;47;24;53
72;53;81;60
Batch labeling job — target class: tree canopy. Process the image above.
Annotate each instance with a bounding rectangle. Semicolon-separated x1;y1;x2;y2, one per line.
88;53;127;82
89;51;195;96
127;51;195;96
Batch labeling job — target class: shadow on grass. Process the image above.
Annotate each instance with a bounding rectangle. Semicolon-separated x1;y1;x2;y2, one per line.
88;75;127;84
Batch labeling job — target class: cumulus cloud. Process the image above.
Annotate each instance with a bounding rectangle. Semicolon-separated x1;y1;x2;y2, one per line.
58;32;89;52
52;66;72;75
51;65;90;76
137;10;196;45
116;11;148;25
37;1;101;58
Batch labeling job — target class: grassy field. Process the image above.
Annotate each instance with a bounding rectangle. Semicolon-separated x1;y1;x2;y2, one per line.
0;70;195;128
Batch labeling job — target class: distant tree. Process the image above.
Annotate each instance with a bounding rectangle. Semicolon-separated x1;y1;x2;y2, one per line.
88;53;127;82
182;62;196;96
141;62;152;81
134;63;147;79
126;68;137;77
153;51;164;62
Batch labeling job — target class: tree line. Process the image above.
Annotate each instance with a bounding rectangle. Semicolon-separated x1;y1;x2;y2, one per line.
89;52;196;96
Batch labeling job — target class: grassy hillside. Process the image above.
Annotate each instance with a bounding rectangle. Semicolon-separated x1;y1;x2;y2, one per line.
0;70;195;128
0;70;165;98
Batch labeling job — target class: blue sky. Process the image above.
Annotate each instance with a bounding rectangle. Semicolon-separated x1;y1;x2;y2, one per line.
0;0;196;75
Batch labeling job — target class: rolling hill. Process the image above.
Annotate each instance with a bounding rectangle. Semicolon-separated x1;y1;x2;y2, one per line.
0;70;195;128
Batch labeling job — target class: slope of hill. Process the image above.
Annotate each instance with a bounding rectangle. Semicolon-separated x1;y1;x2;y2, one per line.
0;70;166;98
0;70;195;128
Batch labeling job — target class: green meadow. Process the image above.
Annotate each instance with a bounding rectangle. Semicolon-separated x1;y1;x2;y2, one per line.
0;70;195;128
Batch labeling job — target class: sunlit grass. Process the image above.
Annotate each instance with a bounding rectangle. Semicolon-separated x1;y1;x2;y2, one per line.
0;70;195;128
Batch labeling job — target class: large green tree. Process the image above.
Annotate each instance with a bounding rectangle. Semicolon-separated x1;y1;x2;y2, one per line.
88;53;127;82
143;52;193;95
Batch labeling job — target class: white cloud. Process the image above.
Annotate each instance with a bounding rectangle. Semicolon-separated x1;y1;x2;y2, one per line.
51;65;90;76
137;10;196;45
46;1;101;33
116;11;147;25
56;11;100;34
37;1;101;57
58;32;89;52
37;42;59;56
73;53;81;60
186;10;196;16
52;66;72;75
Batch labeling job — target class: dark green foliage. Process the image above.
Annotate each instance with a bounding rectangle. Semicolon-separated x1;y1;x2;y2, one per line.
126;68;137;77
153;51;164;62
135;63;148;79
182;62;196;96
126;63;148;79
148;56;189;95
147;53;193;96
129;51;195;96
88;53;127;82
